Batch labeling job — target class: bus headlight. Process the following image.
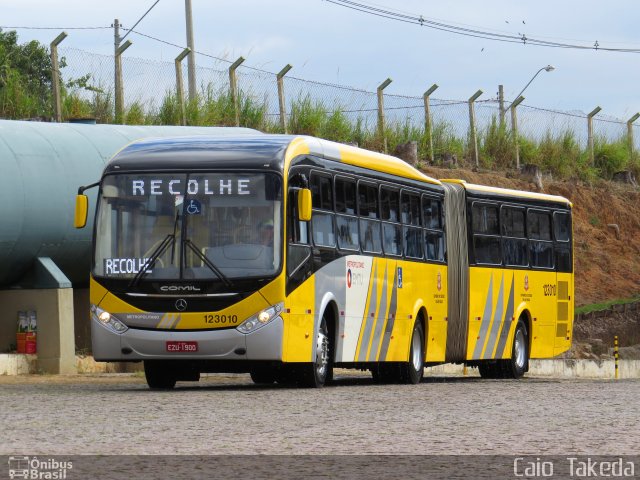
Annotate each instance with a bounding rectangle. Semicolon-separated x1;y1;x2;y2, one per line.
237;303;283;334
91;304;128;334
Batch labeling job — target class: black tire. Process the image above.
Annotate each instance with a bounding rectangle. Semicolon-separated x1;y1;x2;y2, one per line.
250;367;277;385
299;312;333;388
144;360;177;390
504;318;529;379
400;319;425;384
478;319;529;379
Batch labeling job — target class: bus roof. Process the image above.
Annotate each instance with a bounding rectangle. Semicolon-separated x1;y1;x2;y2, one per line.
440;179;572;207
288;136;441;186
107;134;442;186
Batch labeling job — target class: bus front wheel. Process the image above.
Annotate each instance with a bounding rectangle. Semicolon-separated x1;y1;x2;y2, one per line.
300;313;333;388
144;360;177;390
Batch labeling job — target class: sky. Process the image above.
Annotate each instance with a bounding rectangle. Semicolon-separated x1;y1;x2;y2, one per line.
2;0;639;120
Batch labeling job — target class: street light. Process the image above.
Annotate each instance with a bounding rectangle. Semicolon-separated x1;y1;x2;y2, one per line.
510;65;555;107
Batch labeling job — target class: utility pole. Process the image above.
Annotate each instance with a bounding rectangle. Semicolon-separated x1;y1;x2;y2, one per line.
185;0;197;101
113;19;124;123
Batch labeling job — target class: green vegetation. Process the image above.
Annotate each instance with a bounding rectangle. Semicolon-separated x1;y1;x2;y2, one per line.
576;297;640;315
1;30;640;183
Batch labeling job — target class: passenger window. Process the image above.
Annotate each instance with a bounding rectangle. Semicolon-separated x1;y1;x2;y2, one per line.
358;183;379;219
529;240;554;269
501;207;525;238
528;210;551;240
312;212;335;248
555;246;572;272
335;178;356;215
336;215;359;251
360;219;382;253
425;232;445;262
382;223;402;256
503;238;528;266
310;174;333;211
472;203;499;235
401;193;421;226
381;187;400;222
554;212;571;242
404;227;423;259
423;197;442;229
474;236;502;265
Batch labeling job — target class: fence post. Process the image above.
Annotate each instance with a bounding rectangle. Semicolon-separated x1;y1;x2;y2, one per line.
228;56;245;127
627;113;640;158
377;78;392;153
50;31;68;123
498;84;505;127
510;96;525;170
185;0;197;101
423;84;438;164
277;64;292;133
174;48;190;126
468;89;483;167
114;32;132;125
587;106;602;165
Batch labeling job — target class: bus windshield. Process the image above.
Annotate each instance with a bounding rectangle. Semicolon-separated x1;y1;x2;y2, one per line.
93;172;282;281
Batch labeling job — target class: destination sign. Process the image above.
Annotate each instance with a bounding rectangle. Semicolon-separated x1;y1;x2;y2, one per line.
131;178;252;196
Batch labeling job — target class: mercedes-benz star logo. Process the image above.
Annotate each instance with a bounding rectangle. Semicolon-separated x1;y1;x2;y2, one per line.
175;299;188;311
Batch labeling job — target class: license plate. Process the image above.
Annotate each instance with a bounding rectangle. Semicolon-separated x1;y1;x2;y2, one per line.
166;341;198;353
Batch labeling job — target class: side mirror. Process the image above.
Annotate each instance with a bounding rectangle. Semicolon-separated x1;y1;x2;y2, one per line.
297;188;312;222
74;194;89;228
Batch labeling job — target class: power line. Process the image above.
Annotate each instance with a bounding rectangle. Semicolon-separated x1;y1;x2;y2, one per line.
323;0;640;54
0;25;110;30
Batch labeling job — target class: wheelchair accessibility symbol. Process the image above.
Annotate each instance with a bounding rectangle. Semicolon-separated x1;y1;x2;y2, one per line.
186;199;201;215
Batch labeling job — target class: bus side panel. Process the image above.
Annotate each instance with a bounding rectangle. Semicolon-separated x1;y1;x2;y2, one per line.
467;267;558;360
523;269;557;359
422;263;448;363
282;276;315;362
553;271;574;356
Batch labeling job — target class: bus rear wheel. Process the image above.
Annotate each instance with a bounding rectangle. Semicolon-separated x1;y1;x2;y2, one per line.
400;319;425;384
504;318;529;379
478;319;529;379
144;360;177;390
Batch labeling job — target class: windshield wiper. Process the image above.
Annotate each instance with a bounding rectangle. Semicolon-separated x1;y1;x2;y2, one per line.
184;238;233;288
129;234;175;287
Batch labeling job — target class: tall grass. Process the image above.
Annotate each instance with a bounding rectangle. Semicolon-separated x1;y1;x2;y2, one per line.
5;82;639;183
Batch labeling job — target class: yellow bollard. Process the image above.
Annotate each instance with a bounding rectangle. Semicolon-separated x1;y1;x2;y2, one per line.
614;335;619;380
463;363;467;376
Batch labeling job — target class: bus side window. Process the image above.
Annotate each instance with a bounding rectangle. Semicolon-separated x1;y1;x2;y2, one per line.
554;211;572;272
310;173;335;248
423;196;445;262
287;188;312;277
501;206;528;267
358;182;381;253
472;203;501;265
527;209;554;269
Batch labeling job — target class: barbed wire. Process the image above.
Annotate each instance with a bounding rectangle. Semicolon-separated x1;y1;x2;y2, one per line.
54;46;639;149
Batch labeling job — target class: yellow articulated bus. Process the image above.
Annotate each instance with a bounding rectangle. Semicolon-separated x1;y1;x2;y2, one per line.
74;134;573;389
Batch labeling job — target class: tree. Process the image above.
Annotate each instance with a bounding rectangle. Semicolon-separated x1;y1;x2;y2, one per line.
0;29;55;119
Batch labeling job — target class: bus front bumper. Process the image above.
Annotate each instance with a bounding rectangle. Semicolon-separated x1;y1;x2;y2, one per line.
91;316;283;362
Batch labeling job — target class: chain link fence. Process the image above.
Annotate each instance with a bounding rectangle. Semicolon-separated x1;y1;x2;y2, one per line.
59;46;640;155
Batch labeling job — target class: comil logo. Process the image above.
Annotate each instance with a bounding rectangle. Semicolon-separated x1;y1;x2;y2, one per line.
8;456;73;479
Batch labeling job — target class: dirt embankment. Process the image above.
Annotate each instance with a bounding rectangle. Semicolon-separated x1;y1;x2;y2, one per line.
422;166;640;307
569;303;640;359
